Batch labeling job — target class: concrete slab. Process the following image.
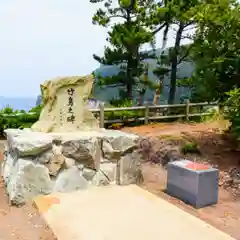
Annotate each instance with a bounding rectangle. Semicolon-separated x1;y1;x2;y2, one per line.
167;160;219;208
34;185;235;240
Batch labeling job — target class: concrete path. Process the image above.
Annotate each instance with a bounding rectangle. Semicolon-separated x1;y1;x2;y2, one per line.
34;185;235;240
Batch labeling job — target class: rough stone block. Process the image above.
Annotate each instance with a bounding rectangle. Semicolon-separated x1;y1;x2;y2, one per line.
7;158;52;206
31;75;99;133
167;160;219;208
2;128;143;205
53;167;89;193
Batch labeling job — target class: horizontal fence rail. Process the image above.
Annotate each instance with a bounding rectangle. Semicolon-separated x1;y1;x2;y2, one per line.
0;101;219;127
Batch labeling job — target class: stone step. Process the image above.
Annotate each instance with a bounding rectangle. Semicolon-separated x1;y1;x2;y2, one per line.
34;185;234;240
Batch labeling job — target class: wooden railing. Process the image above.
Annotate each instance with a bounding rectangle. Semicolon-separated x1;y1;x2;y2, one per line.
94;101;218;127
0;101;219;127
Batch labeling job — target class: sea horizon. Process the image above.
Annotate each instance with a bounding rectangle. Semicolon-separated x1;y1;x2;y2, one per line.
0;96;37;112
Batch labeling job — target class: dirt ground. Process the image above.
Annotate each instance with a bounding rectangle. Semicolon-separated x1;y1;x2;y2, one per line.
127;121;240;240
141;164;240;239
122;121;229;138
0;140;56;240
0;121;240;239
0;183;56;240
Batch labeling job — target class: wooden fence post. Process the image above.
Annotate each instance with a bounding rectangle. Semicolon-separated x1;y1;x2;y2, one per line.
185;99;190;121
99;103;105;128
144;104;149;125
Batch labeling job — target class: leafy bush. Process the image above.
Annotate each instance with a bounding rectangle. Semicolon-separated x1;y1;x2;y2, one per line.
29;104;42;115
105;99;144;122
109;99;134;107
225;88;240;139
181;142;200;154
0;106;40;137
105;109;145;121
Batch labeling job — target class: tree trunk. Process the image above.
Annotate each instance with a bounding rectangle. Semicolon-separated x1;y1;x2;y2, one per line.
153;90;160;105
138;93;144;105
126;82;133;99
152;80;163;105
125;9;133;100
168;22;184;104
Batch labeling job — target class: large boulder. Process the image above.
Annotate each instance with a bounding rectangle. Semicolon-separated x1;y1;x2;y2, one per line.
31;75;99;133
53;167;89;193
2;128;143;205
6;158;52;206
61;137;101;169
10;132;53;156
120;151;144;185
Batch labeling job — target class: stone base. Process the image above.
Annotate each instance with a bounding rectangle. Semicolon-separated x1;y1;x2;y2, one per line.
2;128;143;205
167;160;219;208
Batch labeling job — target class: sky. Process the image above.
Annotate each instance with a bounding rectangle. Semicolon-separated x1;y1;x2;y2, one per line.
0;0;191;98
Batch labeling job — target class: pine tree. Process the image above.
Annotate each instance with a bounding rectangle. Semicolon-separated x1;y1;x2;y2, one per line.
90;0;160;101
150;0;199;104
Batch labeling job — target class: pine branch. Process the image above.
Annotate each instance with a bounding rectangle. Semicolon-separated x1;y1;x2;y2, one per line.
151;22;167;35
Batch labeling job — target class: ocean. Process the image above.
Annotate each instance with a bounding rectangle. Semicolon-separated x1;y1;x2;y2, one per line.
0;96;37;112
0;96;105;112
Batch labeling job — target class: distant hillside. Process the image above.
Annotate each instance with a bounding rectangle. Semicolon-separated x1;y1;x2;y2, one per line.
36;95;42;106
0;96;36;111
36;47;194;106
93;47;194;104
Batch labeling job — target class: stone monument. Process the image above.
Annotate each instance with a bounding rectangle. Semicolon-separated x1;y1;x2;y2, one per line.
1;75;143;206
31;75;99;132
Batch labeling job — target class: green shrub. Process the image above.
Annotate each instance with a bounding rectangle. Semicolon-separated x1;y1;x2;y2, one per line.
0;106;40;137
109;99;134;107
225;88;240;139
29;104;42;115
181;142;200;154
105;99;144;122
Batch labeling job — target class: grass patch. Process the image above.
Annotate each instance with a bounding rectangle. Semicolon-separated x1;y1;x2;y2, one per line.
181;142;200;154
158;135;184;141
